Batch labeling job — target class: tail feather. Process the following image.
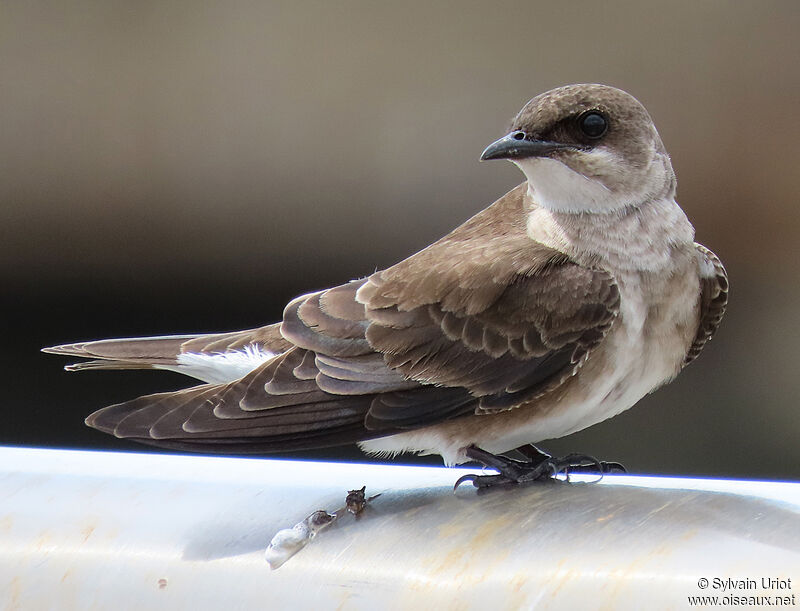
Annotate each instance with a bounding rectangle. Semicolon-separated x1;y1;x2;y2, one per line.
43;325;291;384
65;360;161;372
43;335;198;366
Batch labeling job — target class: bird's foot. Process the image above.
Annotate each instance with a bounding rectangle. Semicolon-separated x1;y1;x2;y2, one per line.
454;444;626;490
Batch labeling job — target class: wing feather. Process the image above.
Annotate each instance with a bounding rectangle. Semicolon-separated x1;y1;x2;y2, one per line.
684;243;728;366
73;184;621;452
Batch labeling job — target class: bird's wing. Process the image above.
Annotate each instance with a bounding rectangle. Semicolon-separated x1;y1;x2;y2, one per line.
83;286;480;451
684;243;728;366
83;184;620;452
359;258;619;418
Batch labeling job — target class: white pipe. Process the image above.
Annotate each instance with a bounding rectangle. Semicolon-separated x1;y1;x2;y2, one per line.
0;447;798;610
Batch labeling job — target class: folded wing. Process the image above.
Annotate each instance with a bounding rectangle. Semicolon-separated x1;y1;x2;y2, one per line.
57;185;622;453
684;243;728;366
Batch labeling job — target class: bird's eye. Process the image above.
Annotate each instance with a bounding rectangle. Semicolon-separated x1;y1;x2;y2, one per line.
578;111;608;139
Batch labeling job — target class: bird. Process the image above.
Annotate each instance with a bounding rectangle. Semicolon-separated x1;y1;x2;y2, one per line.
44;84;728;487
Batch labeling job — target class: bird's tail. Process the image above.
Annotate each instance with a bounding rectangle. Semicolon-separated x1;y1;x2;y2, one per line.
43;335;196;372
42;325;292;383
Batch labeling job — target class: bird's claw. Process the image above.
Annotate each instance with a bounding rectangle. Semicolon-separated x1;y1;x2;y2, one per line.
454;473;518;491
453;474;478;491
454;445;626;491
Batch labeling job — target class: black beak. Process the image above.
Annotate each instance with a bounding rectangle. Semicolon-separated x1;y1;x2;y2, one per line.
480;131;570;161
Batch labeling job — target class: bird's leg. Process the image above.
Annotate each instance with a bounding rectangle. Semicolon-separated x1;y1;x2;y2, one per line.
454;444;626;490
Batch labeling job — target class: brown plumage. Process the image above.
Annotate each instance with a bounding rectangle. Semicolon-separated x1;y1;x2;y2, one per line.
44;84;728;465
44;325;291;372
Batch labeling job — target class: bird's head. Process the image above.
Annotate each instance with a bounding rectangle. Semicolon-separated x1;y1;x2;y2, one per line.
481;84;676;213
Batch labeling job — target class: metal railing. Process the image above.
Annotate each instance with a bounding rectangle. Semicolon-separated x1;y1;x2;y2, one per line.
1;446;798;609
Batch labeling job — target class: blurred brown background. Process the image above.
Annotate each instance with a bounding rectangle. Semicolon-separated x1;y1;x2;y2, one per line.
2;1;798;479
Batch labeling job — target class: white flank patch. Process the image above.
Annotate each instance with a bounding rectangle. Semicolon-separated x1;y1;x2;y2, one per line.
173;345;279;384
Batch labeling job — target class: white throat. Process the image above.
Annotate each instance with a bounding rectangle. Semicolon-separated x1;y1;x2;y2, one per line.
516;158;612;213
513;149;671;214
